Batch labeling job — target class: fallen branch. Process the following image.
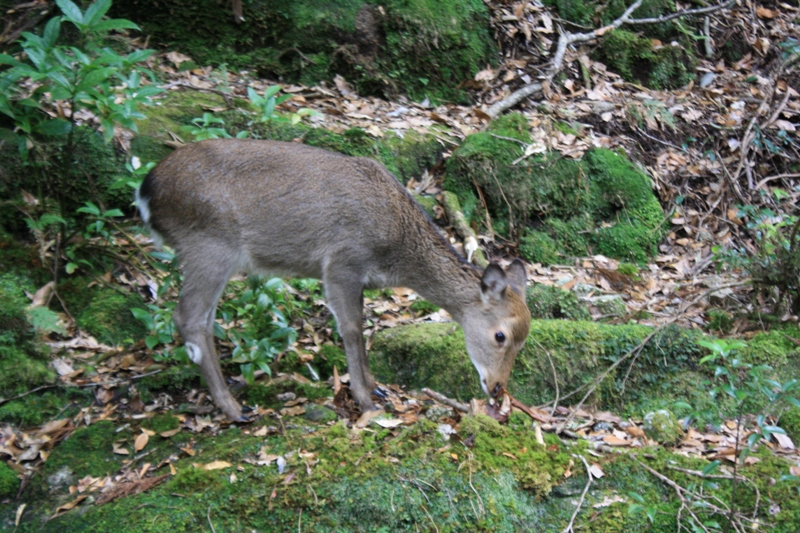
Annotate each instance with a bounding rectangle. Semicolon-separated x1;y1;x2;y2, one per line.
562;455;593;533
486;1;733;118
441;192;488;268
421;387;469;413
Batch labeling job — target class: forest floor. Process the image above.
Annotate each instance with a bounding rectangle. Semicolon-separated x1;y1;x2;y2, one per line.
2;1;800;531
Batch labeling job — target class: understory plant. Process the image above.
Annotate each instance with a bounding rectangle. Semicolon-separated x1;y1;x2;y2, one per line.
631;338;800;531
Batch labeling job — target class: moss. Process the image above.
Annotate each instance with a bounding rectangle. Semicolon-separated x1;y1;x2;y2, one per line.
137;365;201;403
0;273;55;396
409;299;440;316
595;29;695;90
617;263;640;278
59;278;147;346
316;344;347;379
642;409;684;445
371;320;738;416
445;129;664;261
44;421;126;479
459;414;573;493
0;461;19;498
526;284;591;321
141;413;180;433
113;0;496;103
0;389;87;427
520;229;559;265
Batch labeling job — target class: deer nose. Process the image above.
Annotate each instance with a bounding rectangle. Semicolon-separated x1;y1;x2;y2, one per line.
491;383;503;397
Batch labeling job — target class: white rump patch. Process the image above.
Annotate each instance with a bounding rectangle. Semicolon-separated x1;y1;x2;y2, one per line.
134;187;164;247
186;342;203;364
134;187;151;223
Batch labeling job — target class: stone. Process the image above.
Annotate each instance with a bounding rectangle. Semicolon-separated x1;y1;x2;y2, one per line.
643;409;684;445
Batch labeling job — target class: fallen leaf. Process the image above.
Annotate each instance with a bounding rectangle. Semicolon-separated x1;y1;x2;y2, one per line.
602;435;629;447
589;463;605;479
53;495;87;516
36;419;68;436
203;460;233;471
134;432;149;452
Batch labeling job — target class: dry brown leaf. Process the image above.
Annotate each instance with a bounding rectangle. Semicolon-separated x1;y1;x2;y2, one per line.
203;460;233;471
134;432;149;453
53;495;87;516
36;419;68;436
602;435;629;447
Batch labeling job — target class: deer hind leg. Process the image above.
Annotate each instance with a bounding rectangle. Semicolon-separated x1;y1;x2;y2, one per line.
323;269;377;410
173;248;243;420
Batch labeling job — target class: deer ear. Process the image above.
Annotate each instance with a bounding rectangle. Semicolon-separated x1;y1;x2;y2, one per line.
480;263;507;302
505;259;527;298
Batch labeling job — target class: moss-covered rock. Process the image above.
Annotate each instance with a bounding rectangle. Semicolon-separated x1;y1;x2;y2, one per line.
595;29;695;90
445;124;665;262
643;409;684;445
371;320;800;418
544;0;697;90
526;284;591;321
112;0;496;103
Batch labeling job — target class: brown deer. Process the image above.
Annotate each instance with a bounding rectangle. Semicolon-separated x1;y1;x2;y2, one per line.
136;139;531;420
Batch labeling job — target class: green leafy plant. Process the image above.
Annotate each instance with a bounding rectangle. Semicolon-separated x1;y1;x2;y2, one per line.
247;85;321;125
180;112;247;141
0;0;161;283
673;338;800;531
217;277;297;384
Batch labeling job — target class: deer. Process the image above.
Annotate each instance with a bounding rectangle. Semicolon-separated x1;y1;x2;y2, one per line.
136;139;532;421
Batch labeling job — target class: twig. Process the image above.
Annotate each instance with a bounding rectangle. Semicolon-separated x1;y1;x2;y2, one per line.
207;506;216;533
487;1;734;118
754;172;800;191
562;454;593;533
488;133;528;146
536;338;560;421
637;129;687;153
626;0;734;25
421;388;469;412
0;384;59;406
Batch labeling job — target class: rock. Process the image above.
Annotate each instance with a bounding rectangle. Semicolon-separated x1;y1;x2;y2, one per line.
643;409;684;445
424;405;454;423
303;404;338;423
587;294;627;316
572;283;599;297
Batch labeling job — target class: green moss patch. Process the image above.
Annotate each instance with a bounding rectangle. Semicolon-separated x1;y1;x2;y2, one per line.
543;0;697;90
526;284;591;321
59;278;147;346
371;320;800;418
445;122;665;262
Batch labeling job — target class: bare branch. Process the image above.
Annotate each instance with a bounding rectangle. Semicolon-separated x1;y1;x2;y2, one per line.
486;1;734;118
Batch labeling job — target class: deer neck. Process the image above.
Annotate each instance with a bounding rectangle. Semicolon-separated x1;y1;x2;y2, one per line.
397;234;482;323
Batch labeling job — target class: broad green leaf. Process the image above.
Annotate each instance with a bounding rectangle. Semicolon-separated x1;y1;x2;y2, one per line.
36;118;72;136
103;208;124;218
100;118;116;143
42;17;62;49
77;202;100;216
84;0;112;26
92;19;140;33
126;49;155;63
55;0;84;24
76;67;114;92
0;53;24;67
264;85;281;99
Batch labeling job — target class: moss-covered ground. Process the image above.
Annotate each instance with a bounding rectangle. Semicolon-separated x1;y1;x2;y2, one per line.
4;400;799;532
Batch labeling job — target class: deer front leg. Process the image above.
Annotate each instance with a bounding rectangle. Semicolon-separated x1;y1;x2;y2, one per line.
173;261;244;421
323;275;377;410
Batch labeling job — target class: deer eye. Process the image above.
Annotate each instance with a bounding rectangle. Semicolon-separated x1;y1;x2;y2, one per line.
495;331;506;344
